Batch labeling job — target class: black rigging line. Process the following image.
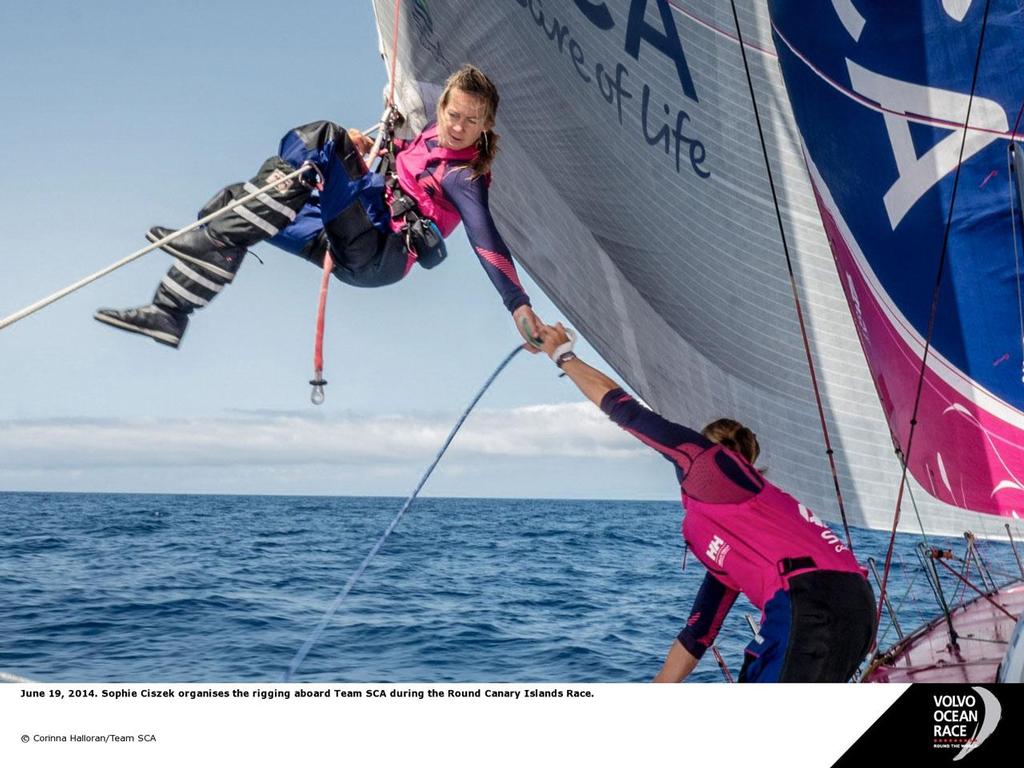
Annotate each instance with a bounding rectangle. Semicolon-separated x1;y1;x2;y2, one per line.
874;0;994;647
728;0;854;551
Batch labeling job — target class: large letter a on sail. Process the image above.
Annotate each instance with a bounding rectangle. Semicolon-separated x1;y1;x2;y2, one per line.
847;59;1007;230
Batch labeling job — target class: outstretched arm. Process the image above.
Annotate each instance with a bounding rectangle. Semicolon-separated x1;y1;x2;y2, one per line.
538;322;710;459
441;169;541;349
537;323;620;406
657;572;740;682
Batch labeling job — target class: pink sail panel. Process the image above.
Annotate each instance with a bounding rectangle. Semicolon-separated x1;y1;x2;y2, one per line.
811;169;1024;516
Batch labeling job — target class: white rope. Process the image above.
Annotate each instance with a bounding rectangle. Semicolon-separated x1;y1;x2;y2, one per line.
0;164;312;332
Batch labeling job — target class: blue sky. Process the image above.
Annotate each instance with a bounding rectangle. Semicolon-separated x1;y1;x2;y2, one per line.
0;0;678;499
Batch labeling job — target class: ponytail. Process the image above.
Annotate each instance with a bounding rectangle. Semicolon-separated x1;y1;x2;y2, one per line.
701;418;761;465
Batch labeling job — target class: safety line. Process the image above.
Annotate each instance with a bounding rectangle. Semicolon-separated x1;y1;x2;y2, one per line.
282;344;524;681
387;0;401;108
0;165;310;332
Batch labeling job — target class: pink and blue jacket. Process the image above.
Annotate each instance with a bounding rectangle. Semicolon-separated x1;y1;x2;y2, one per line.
274;120;530;313
600;388;865;660
392;123;530;312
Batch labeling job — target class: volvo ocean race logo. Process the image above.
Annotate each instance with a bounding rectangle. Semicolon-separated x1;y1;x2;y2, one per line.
932;687;1002;760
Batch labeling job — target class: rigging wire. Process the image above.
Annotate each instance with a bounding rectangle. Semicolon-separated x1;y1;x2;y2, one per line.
935;558;1019;621
728;1;854;551
874;567;922;649
900;453;932;549
874;0;994;649
1007;143;1024;377
282;344;524;681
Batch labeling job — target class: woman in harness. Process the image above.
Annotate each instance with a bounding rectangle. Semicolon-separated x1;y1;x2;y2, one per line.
94;65;541;350
536;322;876;683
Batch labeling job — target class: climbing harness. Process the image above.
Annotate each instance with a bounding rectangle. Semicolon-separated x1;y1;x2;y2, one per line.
283;343;524;681
376;105;449;268
302;0;437;404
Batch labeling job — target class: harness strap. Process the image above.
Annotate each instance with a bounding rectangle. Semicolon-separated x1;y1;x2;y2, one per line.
376;108;441;256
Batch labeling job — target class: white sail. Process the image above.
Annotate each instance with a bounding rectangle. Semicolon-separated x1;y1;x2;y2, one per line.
372;0;1024;540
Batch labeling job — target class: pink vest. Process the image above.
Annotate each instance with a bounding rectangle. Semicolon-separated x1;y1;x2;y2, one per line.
682;481;866;611
392;123;479;237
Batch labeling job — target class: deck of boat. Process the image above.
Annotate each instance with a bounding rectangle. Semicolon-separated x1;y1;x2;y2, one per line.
864;581;1024;683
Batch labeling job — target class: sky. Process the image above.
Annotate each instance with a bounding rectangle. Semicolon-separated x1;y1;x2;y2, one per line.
0;0;678;499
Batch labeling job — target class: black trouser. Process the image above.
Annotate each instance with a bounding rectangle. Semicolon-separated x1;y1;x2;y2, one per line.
156;123;409;318
739;571;876;683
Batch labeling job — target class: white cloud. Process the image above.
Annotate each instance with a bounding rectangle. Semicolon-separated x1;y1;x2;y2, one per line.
0;402;646;471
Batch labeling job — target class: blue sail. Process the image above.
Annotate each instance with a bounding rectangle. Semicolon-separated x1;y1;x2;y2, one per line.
770;0;1024;516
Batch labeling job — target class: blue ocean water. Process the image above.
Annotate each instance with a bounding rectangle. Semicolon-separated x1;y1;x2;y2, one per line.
1;492;1021;683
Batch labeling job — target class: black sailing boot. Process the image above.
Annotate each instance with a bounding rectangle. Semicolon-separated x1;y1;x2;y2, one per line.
93;243;243;348
95;156;310;347
93;303;188;348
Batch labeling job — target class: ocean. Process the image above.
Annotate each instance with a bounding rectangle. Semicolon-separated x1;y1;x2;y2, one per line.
1;492;1021;683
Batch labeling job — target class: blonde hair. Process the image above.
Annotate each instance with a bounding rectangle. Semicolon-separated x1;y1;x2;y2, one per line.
701;418;760;464
438;64;500;178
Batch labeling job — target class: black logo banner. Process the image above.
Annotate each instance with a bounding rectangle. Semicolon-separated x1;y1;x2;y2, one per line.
834;684;1022;766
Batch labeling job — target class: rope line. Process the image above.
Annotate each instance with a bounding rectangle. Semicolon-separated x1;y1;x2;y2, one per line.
387;0;401;108
282;344;524;681
0;165;310;332
874;0;994;649
728;1;853;551
309;250;335;405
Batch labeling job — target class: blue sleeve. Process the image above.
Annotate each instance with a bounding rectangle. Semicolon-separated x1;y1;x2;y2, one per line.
441;168;531;313
676;572;740;660
599;388;711;483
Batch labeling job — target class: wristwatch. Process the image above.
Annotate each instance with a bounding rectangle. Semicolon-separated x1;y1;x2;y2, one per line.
556;351;577;368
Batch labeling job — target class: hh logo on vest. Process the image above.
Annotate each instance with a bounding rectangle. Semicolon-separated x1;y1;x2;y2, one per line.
706;535;730;567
